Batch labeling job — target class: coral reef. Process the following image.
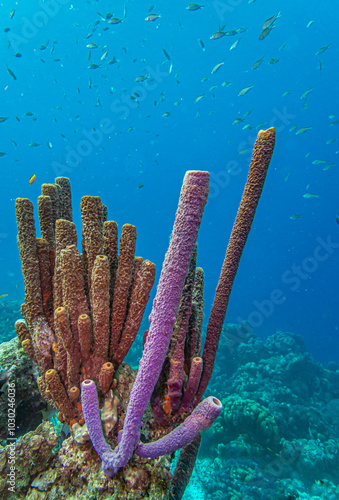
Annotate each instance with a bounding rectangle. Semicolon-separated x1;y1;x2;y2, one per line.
0;301;21;344
191;325;339;499
8;129;277;498
0;337;45;445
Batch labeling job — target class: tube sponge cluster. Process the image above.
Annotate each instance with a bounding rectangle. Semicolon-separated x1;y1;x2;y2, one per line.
15;177;155;424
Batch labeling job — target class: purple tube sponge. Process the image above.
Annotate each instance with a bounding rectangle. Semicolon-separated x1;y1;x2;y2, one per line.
81;380;222;465
135;396;222;458
81;171;210;476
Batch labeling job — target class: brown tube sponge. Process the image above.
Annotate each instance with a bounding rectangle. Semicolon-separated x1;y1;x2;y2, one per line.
15;198;44;331
80;196;104;293
15;319;30;343
55;177;73;222
113;259;156;367
103;220;119;319
195;128;276;404
21;339;37;363
168;433;201;500
99;362;115;394
45;368;75;419
38;195;55;273
109;224;137;357
36;237;54;327
60;245;89;351
78;313;92;364
91;255;110;377
41;183;60;226
53;219;78;310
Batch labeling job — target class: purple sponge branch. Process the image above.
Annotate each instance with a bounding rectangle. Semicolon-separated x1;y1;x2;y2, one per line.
81;379;113;459
135;396;222;458
81;378;222;463
82;171;210;476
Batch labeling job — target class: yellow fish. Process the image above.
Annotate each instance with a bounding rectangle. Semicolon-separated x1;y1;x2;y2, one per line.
0;294;8;298
29;174;36;185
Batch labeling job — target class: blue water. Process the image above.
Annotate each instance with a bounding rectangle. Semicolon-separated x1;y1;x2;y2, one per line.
0;0;337;366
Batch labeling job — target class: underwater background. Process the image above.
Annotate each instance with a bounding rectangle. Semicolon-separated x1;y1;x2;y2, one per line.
0;0;338;499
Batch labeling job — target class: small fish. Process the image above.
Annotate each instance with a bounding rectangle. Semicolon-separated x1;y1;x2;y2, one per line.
0;152;6;157
239;149;250;155
290;214;304;220
163;48;171;60
238;85;253;96
209;85;217;92
195;94;205;103
14;52;22;58
145;13;161;21
319;58;323;71
252;57;264;69
88;64;100;69
300;88;313;99
284;173;290;182
279;41;286;51
47;141;53;149
186;3;204;10
87;43;99;49
303;193;319;198
282;90;292;97
108;18;123;24
137;184;144;189
29;142;40;147
330;120;339;126
222;81;232;87
29;174;36;185
25;111;34;116
6;66;17;80
289;125;298;132
162;112;171;117
262;12;280;31
199;39;205;51
269;58;280;64
296;126;312;135
316;44;331;55
259;26;274;40
211;62;224;74
0;294;8;299
233;118;244;125
210;31;226;40
312;159;326;165
135;74;149;82
244;109;253;116
101;50;108;61
10;10;15;19
306;20;314;28
323;164;335;171
0;117;8;123
326;138;337;144
242;124;253;130
230;39;240;50
336;216;339;225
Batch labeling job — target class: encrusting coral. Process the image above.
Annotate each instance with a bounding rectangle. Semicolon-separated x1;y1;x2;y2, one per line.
15;177;155;425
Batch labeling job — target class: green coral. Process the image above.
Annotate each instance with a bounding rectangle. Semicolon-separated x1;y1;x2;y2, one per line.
221;395;279;448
